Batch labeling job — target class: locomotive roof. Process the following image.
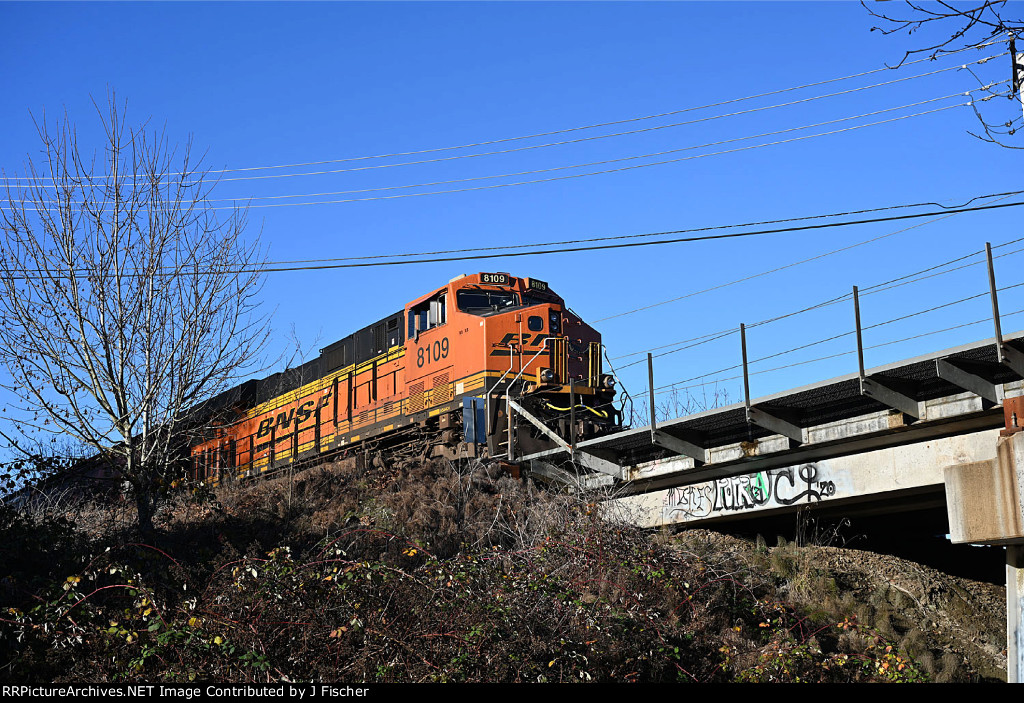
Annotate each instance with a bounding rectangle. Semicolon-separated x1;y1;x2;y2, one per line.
196;273;553;414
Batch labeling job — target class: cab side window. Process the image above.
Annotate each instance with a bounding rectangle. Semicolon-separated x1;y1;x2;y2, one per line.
408;292;447;339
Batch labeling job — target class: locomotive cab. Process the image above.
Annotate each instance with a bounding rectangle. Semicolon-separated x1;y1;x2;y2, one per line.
407;272;622;458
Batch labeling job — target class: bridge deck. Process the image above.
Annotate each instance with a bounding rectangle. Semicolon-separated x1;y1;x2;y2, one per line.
521;331;1024;491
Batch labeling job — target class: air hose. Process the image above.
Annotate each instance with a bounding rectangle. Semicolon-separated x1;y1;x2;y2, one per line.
543;402;609;419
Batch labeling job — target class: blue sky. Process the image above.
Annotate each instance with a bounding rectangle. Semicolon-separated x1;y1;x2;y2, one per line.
1;1;1021;421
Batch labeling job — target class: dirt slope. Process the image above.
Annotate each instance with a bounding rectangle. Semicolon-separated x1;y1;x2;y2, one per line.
0;458;1011;682
674;529;1007;681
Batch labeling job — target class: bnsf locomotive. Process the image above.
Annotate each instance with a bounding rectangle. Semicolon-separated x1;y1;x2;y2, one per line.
190;273;622;482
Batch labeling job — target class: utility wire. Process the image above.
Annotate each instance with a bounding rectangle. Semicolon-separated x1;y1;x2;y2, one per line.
596;207;959;324
189;57;1007;184
2;41;1005;184
615;237;1024;364
205;97;989;208
195;88;996;203
0;187;1017;285
634;240;1024;365
614;232;1024;366
8;198;1024;281
221;101;986;208
26;87;998;208
19;85;1007;212
647;307;1024;397
644;279;1024;395
180;188;1024;267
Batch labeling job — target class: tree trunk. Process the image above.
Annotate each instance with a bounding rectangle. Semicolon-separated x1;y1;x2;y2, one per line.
134;477;156;537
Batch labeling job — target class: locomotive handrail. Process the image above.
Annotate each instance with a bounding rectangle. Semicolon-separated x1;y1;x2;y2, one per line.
505;336;557;461
601;343;634;427
486;342;520;447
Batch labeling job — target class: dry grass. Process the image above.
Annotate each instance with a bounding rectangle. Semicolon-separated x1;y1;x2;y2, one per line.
0;460;1005;683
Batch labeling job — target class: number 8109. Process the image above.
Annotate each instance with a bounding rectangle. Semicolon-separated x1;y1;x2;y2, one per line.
417;337;449;367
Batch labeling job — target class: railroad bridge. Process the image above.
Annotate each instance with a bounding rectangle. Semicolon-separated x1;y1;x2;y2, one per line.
517;329;1024;682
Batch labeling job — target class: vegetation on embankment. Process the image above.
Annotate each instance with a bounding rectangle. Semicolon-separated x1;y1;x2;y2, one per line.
0;459;1007;682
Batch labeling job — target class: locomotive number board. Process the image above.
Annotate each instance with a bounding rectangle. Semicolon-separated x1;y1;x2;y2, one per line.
480;272;511;285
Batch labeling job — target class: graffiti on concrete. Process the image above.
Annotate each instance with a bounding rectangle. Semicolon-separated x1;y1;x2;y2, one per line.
663;463;839;522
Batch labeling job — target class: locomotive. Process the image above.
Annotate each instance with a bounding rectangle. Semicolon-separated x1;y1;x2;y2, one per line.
190;272;623;482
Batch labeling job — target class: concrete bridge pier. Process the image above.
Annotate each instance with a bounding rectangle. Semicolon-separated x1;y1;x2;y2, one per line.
1008;546;1024;683
945;427;1024;682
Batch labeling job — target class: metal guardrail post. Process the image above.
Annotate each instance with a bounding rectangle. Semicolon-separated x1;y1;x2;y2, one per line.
854;285;865;381
741;323;751;413
985;241;1024;377
855;284;922;419
987;242;1005;362
645;352;707;462
647;352;657;432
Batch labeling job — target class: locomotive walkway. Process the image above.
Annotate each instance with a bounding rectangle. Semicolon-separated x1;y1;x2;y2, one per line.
519;329;1024;682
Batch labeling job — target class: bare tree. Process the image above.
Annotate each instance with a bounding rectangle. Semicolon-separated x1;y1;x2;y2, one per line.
0;96;268;534
865;0;1024;146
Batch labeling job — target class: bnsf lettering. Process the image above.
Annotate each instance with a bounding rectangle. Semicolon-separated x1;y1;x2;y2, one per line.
490;333;550;356
256;392;332;438
275;408;295;429
296;399;315;423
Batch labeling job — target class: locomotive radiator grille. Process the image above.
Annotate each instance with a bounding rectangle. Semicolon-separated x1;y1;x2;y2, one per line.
431;372;453;404
409;381;426;413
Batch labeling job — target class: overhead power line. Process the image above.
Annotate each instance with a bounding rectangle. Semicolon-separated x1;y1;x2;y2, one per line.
187;56;1007;184
645;279;1024;395
213;41;1000;175
613;231;1024;366
596;208;957;324
600;188;1023;326
7;195;1024;281
187;88;994;204
191;189;1024;269
647;307;1024;398
250;198;1024;271
236;101;999;208
2;43;1004;185
205;98;990;209
23;86;1002;210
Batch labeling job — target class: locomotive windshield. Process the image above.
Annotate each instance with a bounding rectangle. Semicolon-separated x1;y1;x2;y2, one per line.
456;289;559;317
457;289;519;316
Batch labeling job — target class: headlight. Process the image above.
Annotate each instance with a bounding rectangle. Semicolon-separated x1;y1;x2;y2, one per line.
601;374;616;389
540;368;557;383
549;311;561;333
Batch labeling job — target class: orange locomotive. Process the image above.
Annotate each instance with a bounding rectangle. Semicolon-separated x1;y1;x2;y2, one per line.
190;273;622;482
